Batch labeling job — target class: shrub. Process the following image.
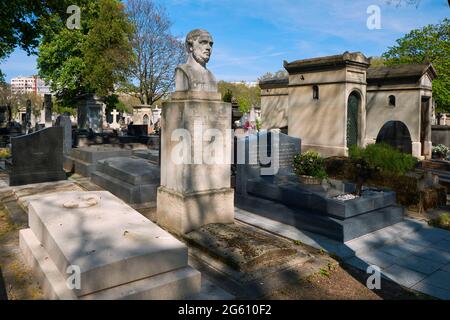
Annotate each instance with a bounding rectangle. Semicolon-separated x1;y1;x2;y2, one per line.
349;143;418;176
429;213;450;231
432;144;449;159
293;151;328;179
0;148;10;159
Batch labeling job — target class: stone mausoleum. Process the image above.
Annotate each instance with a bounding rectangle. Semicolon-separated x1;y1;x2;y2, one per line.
260;52;437;159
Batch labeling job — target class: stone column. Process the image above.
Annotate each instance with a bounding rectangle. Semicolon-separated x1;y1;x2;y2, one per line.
157;91;234;235
44;94;53;127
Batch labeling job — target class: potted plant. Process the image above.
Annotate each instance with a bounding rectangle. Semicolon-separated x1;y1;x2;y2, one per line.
432;144;449;160
293;151;328;185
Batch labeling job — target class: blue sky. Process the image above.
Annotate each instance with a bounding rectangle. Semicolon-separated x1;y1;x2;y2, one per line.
1;0;448;82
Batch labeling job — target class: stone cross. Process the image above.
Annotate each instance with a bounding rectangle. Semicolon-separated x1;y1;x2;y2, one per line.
110;109;120;129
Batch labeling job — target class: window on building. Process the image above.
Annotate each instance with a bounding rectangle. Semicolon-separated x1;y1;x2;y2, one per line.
313;85;319;100
388;95;396;107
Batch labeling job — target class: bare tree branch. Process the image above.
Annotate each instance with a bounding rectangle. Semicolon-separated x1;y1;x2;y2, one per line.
126;0;186;106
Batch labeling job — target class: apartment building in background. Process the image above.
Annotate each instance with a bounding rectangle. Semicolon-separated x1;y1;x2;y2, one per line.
10;76;51;96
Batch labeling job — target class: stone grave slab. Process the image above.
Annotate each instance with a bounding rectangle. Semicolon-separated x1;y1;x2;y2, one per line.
91;157;160;204
20;191;201;299
64;146;133;177
133;149;160;166
10;127;66;186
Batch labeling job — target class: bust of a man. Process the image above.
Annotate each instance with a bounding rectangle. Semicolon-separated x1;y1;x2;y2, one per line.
175;29;218;93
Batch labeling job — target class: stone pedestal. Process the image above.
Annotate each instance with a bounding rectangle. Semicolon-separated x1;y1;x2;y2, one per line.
157;92;234;234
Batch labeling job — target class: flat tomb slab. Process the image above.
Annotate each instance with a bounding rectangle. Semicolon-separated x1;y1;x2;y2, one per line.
247;176;397;219
28;191;188;296
236;194;404;242
185;223;297;272
70;146;133;164
20;229;200;300
97;157;160;185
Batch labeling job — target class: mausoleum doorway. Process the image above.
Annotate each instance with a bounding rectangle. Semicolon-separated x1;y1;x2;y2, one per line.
376;121;412;154
347;92;361;148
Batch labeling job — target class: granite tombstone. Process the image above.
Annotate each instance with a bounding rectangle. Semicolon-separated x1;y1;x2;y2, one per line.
9;127;66;186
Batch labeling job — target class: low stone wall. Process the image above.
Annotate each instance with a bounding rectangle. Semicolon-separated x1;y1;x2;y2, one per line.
432;125;450;147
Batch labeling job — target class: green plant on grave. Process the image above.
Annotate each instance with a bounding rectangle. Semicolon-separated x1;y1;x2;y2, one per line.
0;148;10;159
292;151;328;179
429;213;450;231
349;143;418;176
432;144;449;159
319;268;330;278
348;143;417;196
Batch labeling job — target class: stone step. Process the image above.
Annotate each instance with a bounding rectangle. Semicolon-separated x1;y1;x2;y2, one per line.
20;229;201;300
97;157;159;185
27;191;189;296
91;170;158;204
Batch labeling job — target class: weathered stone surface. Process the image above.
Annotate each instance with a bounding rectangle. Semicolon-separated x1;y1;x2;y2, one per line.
64;146;132;177
91;157;160;204
157;186;234;235
133;149;160;166
157;97;234;234
26;191;191;296
10;127;66;186
175;29;217;93
56;114;72;155
20;228;201;300
185;223;297;272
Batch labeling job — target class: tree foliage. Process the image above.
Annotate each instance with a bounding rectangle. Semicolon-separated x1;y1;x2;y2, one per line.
124;0;185;106
0;1;43;60
382;18;450;112
258;69;288;82
37;0;133;108
217;81;260;114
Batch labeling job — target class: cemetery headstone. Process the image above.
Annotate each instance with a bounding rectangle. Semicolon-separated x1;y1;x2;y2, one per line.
9;127;66;186
127;124;148;137
25;100;32;133
56;114;72;154
77;94;104;133
44;94;53;127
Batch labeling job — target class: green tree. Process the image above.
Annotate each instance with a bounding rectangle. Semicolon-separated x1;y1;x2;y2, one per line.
217;81;260;113
258;69;288;82
382;18;450;113
369;56;386;67
38;0;133;108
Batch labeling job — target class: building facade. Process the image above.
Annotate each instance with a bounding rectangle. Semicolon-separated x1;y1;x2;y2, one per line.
260;52;436;159
11;76;51;96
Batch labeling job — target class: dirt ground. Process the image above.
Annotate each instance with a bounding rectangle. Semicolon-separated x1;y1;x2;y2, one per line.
267;261;431;300
0;203;43;300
